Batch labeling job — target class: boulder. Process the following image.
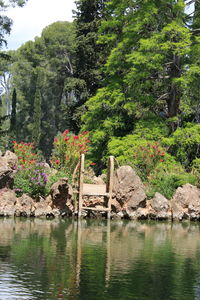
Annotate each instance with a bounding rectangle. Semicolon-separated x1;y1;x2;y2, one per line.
50;177;73;215
112;166;146;217
93;175;105;185
0;188;16;216
148;193;172;220
3;151;18;168
15;194;35;217
34;197;53;217
0;151;17;189
171;184;200;220
0;166;14;189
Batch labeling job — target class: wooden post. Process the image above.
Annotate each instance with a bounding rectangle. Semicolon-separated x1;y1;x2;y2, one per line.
107;156;114;219
78;154;85;217
105;219;111;286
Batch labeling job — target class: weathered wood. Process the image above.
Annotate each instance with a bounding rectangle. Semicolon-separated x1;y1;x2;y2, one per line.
107;156;114;219
83;184;107;196
76;154;115;218
82;207;110;211
78;154;84;217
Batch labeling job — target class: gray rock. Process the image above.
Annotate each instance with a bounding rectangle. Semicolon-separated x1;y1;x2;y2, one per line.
3;151;18;168
15;194;35;217
112;166;146;216
50;177;73;215
0;189;16;216
0;151;17;189
149;192;171;220
0;166;14;189
34;198;53;217
171;184;200;220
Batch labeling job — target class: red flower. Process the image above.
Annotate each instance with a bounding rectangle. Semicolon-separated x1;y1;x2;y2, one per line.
54;138;58;143
91;162;96;166
64;137;69;142
55;159;60;164
160;159;164;162
73;136;79;140
64;129;69;135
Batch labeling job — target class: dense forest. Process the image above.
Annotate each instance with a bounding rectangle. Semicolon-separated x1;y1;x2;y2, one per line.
0;0;200;198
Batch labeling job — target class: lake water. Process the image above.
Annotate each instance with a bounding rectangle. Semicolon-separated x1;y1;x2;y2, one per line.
0;218;200;300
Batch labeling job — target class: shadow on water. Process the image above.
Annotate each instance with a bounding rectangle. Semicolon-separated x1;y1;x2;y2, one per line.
0;218;200;299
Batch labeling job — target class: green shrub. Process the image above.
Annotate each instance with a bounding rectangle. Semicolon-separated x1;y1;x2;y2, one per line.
191;158;200;186
162;123;200;167
45;170;69;195
13;141;49;198
147;172;197;199
108;136;169;180
14;163;49;198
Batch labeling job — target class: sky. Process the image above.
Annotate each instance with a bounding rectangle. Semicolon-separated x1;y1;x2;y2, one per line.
3;0;76;50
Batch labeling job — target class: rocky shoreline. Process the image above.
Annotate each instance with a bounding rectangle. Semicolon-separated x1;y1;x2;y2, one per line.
0;151;200;221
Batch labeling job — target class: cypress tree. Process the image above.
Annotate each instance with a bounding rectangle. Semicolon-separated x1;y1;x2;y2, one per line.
74;0;107;100
10;88;17;134
32;85;42;148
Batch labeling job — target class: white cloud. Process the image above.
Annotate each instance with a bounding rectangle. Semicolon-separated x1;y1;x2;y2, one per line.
3;0;76;50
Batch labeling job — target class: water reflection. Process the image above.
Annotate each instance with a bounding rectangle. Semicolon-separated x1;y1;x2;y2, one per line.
0;219;199;299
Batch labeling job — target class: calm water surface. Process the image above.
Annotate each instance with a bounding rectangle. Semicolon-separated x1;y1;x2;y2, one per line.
0;218;200;300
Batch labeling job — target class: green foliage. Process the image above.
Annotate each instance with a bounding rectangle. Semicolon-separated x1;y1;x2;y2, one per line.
10;88;17;133
45;170;68;195
9;21;77;156
14;163;49;198
191;158;200;186
32;71;42;147
107;116;168;165
146;155;197;199
162;123;200;166
147;172;197;200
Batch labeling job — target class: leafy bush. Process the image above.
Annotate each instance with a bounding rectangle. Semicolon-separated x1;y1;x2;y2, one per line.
51;129;90;174
108;136;168;180
14;163;49;197
45;170;68;195
162;123;200;167
191;158;200;186
12;141;49;198
108;127;198;199
147;172;197;199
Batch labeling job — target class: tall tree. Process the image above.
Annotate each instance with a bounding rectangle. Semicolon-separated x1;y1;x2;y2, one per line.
10;87;16;133
31;69;43;147
73;0;107;101
10;21;77;155
82;0;191;162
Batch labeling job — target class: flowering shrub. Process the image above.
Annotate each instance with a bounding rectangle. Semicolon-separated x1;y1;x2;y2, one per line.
134;142;166;179
51;130;90;174
12;141;49;197
12;141;38;167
